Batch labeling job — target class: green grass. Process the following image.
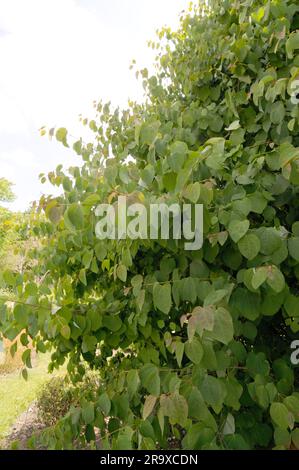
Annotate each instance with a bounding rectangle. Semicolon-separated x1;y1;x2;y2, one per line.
0;354;61;439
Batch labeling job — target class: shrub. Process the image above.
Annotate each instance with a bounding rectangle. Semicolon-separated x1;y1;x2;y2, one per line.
36;377;74;427
1;0;299;450
36;374;99;427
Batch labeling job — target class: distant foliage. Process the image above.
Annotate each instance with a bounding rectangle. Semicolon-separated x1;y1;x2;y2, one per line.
1;0;299;449
0;177;15;262
0;178;15;203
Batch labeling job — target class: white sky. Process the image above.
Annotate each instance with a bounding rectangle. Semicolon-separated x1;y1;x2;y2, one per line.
0;0;191;211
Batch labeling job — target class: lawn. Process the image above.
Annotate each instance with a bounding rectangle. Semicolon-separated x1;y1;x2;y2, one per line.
0;354;59;440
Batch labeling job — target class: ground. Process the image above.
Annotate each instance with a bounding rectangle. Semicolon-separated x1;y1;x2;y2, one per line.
0;353;62;449
1;402;45;449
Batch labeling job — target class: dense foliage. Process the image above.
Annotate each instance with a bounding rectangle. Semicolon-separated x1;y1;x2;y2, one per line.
1;0;299;449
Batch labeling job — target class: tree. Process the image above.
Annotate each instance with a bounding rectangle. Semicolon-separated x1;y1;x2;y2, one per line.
0;178;15;203
0;178;15;263
1;0;299;450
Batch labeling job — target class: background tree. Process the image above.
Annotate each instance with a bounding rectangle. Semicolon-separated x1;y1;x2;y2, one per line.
0;178;15;265
0;178;15;203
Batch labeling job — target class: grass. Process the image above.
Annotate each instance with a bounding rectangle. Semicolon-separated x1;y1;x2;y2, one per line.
0;353;62;440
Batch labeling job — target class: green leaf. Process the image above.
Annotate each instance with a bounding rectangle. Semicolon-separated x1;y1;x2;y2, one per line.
64;204;84;231
140;364;160;396
270;101;285;124
10;341;18;357
284;395;299;416
204;289;227;306
115;427;134;450
140;120;160;146
228;219;250;243
160;393;188;427
292;428;299;449
127;370;140;398
168;141;188;172
90;257;99;274
284;294;299;317
225;120;240;131
183;182;201;203
116;264;127;282
258;228;281;255
79;269;87;286
188;387;217;430
224;377;243;411
14;304;28;328
82;402;95;425
163;172;177;192
185;338;204;364
286;31;299;59
95;243;107;261
136;289;145;311
3;269;16;287
82;335;97;353
246;352;270;378
223;413;235;435
224;434;250;450
248;193;267;214
230;287;260;321
102;315;122;332
251;267;268;290
22;349;32;369
175;168;192;193
292;222;299;236
153;283;172;314
141;164;155;186
98;393;111;416
188;306;215;340
60;324;71;340
200;375;227;413
46;202;63;224
274;428;291;448
207;307;234;345
180;277;197;303
270;402;293;430
183;423;215;449
238;234;260;260
174;341;184;367
143;395;157;420
267;266;285;293
288;237;299;262
56;127;68;147
205;138;226;170
82;250;93;269
139;421;156;443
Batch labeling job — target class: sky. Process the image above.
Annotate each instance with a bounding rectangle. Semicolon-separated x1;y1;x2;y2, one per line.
0;0;191;211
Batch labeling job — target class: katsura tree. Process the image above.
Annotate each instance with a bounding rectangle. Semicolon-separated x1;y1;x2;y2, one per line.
1;0;299;450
